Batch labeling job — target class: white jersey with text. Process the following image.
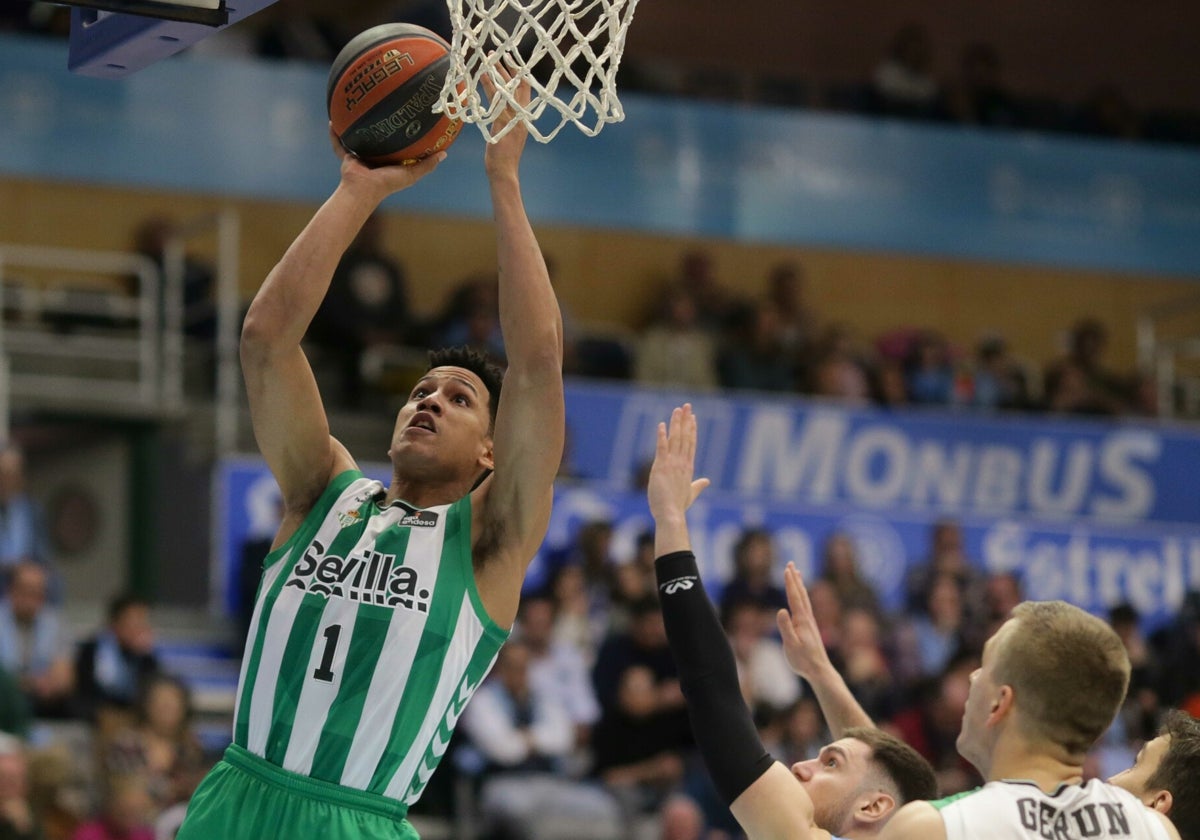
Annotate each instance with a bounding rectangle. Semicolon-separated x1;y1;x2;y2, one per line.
936;779;1169;840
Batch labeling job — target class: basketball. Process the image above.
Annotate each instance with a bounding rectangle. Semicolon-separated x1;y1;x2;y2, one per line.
327;23;463;166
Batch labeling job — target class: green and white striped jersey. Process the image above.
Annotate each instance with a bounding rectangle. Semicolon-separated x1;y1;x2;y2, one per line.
233;470;509;806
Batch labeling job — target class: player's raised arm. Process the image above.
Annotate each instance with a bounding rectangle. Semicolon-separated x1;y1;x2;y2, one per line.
777;563;875;737
650;405;818;840
472;71;566;623
240;134;443;525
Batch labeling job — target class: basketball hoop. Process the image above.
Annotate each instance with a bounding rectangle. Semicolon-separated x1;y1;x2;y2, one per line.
434;0;640;143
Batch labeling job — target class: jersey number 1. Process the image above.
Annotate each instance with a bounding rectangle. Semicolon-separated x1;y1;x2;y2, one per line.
313;624;342;682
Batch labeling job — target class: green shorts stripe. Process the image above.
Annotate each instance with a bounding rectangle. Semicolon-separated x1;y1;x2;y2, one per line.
177;744;417;840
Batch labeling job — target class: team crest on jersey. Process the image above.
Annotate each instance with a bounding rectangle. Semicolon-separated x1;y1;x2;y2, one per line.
284;538;431;611
336;509;362;528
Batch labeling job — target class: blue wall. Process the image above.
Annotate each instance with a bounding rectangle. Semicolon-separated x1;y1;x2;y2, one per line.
4;33;1200;277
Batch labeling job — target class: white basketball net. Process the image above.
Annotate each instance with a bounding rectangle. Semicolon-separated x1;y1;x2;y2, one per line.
435;0;640;143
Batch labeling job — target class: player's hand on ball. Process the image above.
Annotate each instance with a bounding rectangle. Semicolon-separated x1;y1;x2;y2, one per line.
330;123;445;199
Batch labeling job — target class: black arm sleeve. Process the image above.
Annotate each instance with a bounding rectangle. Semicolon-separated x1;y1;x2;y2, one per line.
656;550;775;805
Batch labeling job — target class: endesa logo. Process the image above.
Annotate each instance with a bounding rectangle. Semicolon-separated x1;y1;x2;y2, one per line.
284;539;431;612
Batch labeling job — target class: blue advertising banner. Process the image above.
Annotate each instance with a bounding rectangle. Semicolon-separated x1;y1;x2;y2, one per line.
563;382;1200;527
5;33;1200;276
214;383;1200;631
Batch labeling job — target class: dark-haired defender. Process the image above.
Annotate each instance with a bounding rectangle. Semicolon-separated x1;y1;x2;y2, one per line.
178;75;563;840
647;404;937;840
1110;710;1200;840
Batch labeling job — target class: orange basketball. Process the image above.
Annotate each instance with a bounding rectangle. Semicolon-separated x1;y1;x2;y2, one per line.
327;24;463;166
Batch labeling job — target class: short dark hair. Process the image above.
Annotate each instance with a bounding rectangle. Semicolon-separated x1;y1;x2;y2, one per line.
108;593;149;623
427;346;505;427
1146;711;1200;840
843;726;938;805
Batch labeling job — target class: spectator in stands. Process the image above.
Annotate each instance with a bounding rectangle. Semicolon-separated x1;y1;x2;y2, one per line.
0;563;72;718
818;532;882;620
591;597;685;725
633;284;718;391
0;733;39;840
949;42;1020;127
903;518;985;619
308;212;413;408
872;358;910;408
547;563;603;666
590;664;687;820
0;447;52;593
895;573;969;685
1044;318;1129;415
673;249;731;330
658;795;706;840
720;528;786;614
716;300;795;393
976;570;1024;647
430;273;506;362
803;578;844;654
548;520;617;637
871;23;943;119
101;675;204;828
459;640;621;840
764;261;817;364
516;595;601;753
1110;603;1162;745
805;325;872;406
70;774;154;840
836;607;896;722
889;654;983;795
904;329;960;405
970;335;1031;411
612;532;657;611
74;595;160;725
1152;592;1200;714
723;599;800;716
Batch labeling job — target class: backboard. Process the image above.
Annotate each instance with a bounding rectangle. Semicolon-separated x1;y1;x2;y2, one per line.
65;0;279;78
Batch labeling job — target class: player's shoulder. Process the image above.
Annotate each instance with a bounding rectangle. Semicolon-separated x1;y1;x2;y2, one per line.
1150;808;1182;840
878;800;946;840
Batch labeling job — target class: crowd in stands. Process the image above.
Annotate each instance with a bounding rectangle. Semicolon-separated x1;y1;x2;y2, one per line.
300;237;1162;421
0;446;209;840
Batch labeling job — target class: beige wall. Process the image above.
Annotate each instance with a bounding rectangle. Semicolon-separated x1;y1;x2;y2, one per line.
3;176;1199;372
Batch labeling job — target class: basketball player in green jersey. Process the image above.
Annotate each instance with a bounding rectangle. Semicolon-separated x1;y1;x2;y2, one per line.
177;73;564;840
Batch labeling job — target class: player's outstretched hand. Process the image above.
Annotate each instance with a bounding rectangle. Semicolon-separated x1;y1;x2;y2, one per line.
481;62;530;181
776;562;835;680
329;123;445;200
647;404;710;525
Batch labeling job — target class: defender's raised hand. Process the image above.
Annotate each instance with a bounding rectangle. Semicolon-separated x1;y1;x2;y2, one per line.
777;561;875;736
648;404;710;524
776;562;834;680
